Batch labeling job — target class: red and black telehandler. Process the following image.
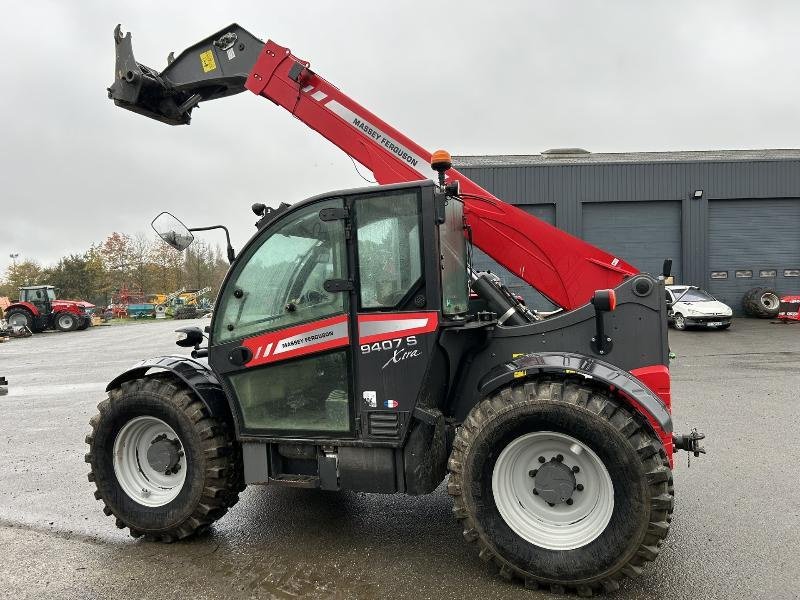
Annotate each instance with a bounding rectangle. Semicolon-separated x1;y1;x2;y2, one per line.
87;24;705;595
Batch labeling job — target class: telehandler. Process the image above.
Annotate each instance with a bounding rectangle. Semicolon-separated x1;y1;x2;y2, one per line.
86;24;705;595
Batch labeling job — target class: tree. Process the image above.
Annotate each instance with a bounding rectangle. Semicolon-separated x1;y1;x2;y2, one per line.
44;248;108;304
101;232;133;298
183;240;215;290
149;239;184;294
1;260;44;298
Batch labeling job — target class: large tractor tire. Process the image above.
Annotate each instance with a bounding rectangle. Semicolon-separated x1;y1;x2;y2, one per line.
448;379;673;596
85;376;244;541
5;308;33;331
54;312;79;332
742;287;780;318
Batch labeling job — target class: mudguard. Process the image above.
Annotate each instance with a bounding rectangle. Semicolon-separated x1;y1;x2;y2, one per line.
106;355;232;423
477;352;673;434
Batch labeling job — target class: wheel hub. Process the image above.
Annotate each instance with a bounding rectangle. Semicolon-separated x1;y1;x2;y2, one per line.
492;431;615;550
146;434;183;474
533;458;576;505
113;416;188;507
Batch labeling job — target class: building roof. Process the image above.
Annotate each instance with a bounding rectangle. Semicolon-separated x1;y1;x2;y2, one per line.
453;148;800;168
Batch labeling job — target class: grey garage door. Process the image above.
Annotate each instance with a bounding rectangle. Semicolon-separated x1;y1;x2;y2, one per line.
708;199;800;310
471;204;557;310
581;201;682;281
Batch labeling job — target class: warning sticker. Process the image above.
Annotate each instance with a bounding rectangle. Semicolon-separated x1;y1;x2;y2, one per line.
200;50;217;73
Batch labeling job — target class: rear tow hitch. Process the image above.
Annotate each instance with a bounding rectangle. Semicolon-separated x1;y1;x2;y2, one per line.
673;428;706;466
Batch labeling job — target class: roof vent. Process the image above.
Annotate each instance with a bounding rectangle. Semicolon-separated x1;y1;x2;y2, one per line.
542;148;590;157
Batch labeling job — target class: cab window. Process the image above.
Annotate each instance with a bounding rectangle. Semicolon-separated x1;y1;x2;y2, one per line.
355;191;422;309
213;199;347;344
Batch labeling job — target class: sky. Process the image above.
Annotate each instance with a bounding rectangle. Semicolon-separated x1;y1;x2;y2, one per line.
1;0;798;274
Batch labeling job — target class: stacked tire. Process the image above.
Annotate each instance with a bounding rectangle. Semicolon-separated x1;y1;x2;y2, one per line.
742;287;781;318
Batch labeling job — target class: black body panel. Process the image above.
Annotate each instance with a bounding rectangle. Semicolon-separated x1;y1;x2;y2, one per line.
476;352;672;433
106;355;232;424
445;274;671;424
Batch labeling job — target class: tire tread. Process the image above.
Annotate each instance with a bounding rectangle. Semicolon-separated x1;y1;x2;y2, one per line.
447;378;674;595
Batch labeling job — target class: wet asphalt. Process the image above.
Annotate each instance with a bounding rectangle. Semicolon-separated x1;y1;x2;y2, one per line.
0;317;798;600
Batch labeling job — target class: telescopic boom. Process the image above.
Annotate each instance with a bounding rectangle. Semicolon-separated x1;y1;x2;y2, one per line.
109;24;638;309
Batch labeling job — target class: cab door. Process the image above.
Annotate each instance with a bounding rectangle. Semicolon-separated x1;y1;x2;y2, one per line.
209;197;354;438
348;185;445;443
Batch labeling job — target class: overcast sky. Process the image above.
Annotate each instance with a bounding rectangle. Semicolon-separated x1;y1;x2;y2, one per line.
1;1;798;274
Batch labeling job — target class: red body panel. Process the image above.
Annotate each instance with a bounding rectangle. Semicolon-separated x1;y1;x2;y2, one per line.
630;365;674;465
5;301;41;317
52;300;94;315
245;41;638;310
240;312;441;368
777;295;800;322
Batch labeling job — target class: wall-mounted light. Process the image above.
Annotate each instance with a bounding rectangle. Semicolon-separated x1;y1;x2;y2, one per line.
692;190;703;199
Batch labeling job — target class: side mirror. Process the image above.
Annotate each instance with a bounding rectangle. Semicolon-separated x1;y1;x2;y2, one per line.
152;212;194;251
175;326;204;348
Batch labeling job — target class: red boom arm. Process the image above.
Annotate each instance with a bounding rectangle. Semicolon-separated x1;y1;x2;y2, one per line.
244;41;637;310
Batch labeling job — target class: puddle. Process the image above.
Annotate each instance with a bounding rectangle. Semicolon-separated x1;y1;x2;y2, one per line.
1;382;107;398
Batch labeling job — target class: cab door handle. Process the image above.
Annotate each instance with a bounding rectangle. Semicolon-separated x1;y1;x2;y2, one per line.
228;346;253;366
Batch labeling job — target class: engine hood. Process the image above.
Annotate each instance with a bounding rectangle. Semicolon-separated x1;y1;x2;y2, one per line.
53;299;96;310
676;299;732;315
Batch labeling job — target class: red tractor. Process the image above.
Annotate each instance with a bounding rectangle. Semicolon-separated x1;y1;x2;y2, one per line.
4;285;94;333
777;295;800;323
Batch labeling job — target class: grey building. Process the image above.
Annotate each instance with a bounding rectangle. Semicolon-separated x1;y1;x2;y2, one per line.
454;149;800;313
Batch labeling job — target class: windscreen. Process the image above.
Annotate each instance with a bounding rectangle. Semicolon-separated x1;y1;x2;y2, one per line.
678;289;715;302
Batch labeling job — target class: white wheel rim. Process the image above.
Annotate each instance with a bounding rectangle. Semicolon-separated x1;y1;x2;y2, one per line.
674;315;685;328
113;416;187;507
8;313;27;327
492;431;614;551
762;293;779;309
59;315;73;329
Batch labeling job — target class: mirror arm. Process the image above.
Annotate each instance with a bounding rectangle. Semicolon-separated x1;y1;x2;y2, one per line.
189;225;236;263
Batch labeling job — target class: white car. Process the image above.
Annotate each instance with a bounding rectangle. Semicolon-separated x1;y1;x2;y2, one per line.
666;285;733;330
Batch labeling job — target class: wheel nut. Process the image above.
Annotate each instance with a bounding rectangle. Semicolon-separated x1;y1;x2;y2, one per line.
556;454;564;462
576;484;584;492
538;456;546;464
532;488;539;495
572;466;580;473
566;498;573;505
528;469;538;478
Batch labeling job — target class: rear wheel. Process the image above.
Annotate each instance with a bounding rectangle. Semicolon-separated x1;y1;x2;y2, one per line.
5;308;33;330
743;287;780;318
54;312;79;332
85;376;243;541
448;379;673;595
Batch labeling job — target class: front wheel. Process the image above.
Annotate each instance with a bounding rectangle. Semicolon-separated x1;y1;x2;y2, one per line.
54;312;79;332
85;376;243;541
672;313;686;330
448;380;673;595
